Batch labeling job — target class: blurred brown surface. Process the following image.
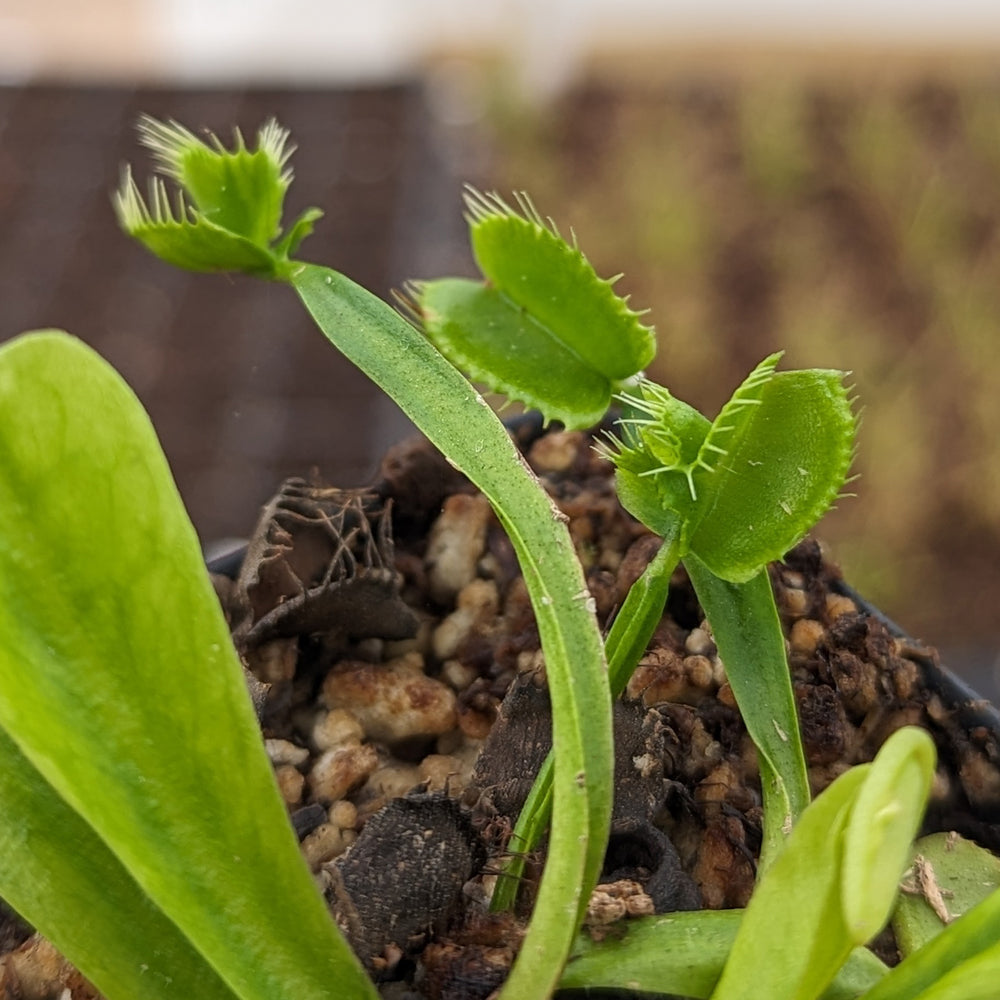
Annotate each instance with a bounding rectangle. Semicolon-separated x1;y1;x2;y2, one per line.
490;72;1000;692
0;83;473;544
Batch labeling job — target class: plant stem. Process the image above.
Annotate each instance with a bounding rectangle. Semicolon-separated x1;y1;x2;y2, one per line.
683;556;811;870
491;531;683;912
289;263;614;999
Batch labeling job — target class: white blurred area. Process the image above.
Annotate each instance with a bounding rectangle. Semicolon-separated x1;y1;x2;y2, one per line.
2;0;1000;91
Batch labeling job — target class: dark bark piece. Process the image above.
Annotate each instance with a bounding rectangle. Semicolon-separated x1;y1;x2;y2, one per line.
605;700;702;912
0;899;31;955
470;672;552;823
326;792;486;974
471;675;700;913
231;478;418;650
419;913;523;1000
291;802;328;841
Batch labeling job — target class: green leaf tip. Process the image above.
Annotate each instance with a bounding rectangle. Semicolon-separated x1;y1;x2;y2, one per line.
115;114;321;278
604;354;858;582
414;188;657;429
842;726;936;942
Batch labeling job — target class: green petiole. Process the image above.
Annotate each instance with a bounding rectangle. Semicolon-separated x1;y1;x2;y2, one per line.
491;529;683;912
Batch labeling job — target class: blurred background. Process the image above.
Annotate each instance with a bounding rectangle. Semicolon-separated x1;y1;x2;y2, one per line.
2;0;1000;697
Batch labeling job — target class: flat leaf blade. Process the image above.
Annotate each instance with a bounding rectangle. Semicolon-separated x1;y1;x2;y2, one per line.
841;727;935;941
867;876;1000;999
0;727;240;1000
709;765;869;1000
418;278;610;427
0;331;377;1000
560;910;887;999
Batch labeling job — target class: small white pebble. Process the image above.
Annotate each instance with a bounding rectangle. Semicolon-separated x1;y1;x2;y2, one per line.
624;892;656;918
432;578;499;659
527;430;581;473
265;738;310;768
684;654;715;690
362;763;422;803
300;822;347;868
441;658;479;692
425;493;492;602
825;593;857;621
312;708;365;751
274;764;305;806
308;743;378;803
790;619;826;657
685;627;715;657
419;753;464;792
781;587;810;618
322;653;457;744
328;799;358;831
586;890;627;926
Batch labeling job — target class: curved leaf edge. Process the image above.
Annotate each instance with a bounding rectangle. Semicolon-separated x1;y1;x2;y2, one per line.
464;187;657;380
410;277;612;428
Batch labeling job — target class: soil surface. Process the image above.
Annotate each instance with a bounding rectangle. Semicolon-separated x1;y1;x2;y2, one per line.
3;419;1000;999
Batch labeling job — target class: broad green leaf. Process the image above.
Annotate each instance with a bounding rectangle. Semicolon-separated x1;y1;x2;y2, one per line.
711;729;936;1000
0;331;378;1000
559;910;888;999
291;263;614;1000
415;190;655;428
0;727;239;1000
417;278;611;427
866;887;1000;1000
903;941;1000;1000
684;556;810;867
841;727;936;941
688;365;856;583
893;833;1000;957
709;765;869;1000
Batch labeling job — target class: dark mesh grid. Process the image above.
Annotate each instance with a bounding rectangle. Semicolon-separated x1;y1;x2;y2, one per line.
0;84;474;544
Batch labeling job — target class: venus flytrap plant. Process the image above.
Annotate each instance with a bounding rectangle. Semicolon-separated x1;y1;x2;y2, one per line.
414;194;856;897
0;117;615;1000
4;113;1000;1000
603;358;857;862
